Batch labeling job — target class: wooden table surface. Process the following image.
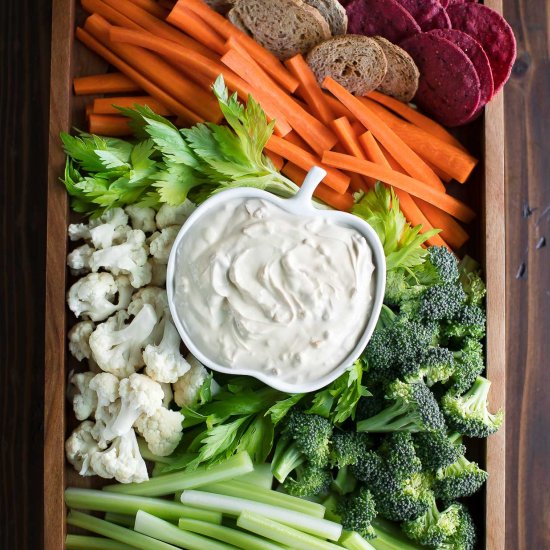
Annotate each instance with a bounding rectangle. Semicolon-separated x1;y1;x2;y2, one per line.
1;0;548;548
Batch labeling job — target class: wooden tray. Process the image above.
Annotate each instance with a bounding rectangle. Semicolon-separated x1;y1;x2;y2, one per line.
44;0;507;548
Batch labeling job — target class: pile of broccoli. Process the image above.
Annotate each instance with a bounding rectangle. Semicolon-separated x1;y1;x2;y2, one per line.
274;248;502;549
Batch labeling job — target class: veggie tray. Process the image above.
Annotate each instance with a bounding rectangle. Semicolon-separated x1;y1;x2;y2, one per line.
46;0;507;548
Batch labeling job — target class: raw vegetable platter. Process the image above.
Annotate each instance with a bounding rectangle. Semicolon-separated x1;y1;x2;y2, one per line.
46;0;507;549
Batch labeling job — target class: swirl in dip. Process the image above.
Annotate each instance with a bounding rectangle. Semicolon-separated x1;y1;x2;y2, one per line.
173;197;375;384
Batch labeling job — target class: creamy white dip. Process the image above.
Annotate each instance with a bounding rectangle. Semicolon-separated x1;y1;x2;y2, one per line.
173;198;375;384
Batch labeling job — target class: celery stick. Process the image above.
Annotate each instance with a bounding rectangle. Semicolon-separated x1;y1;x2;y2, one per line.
178;518;283;550
104;513;136;528
134;510;237;550
103;452;253;496
180;490;342;541
65;488;221;523
238;463;273;489
201;480;325;518
237;511;342;550
340;531;376;550
67;510;179;550
65;534;135;550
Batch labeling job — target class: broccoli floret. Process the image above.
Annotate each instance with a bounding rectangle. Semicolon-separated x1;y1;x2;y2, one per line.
435;453;488;500
283;464;332;497
330;431;372;468
350;450;387;486
356;392;386;422
332;466;358;495
378;433;422;478
357;380;445;433
442;376;503;438
383;270;425;308
443;304;486;341
337;487;377;539
414;431;466;472
437;503;477;550
418;346;456;387
459;256;486;307
449;339;485;394
418;283;467;322
402;494;463;547
428;246;460;284
375;472;434;522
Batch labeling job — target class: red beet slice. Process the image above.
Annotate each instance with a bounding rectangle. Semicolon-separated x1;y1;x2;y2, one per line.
346;0;421;44
395;0;451;32
446;3;516;94
400;33;481;127
428;28;494;115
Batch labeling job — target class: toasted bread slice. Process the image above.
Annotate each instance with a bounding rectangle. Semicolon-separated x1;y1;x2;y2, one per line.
373;36;419;102
304;0;348;35
228;0;331;60
307;35;388;95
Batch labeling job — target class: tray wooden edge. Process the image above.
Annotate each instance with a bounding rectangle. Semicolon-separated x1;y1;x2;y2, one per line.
44;0;73;548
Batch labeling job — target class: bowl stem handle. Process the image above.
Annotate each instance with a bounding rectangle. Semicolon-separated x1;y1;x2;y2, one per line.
291;166;327;210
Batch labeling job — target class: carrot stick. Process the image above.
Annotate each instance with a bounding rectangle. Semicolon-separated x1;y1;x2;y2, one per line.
267;136;350;194
281;163;355;211
82;0;142;28
171;0;299;93
322;151;475;223
222;48;337;155
324;94;357;121
130;0;169;18
265;151;284;171
76;26;202;125
283;131;315;154
284;55;334;125
367;91;467;151
73;72;141;95
323;77;445;192
89;114;133;136
93;95;172;116
85;103;94;118
85;15;220;122
359;97;476;184
109;27;293;136
425;160;452;183
101;0;219;60
415;200;469;250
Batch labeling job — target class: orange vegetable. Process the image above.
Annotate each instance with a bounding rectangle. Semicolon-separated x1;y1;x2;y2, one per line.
109;27;292;136
222;48;337;155
323;78;445;192
360;97;477;184
85;103;94;118
425;160;452;183
93;95;172;116
82;0;141;28
76;25;202;125
367;90;467;151
267;135;350;194
359;132;447;248
324;93;357;121
284;55;334;125
322;151;475;223
169;0;299;93
265;151;284;171
73;72;141;95
283;131;315;154
89;114;132;136
281;163;355;211
416;199;470;250
129;0;169;18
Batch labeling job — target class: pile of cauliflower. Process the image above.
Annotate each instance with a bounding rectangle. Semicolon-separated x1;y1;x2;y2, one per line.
65;202;208;484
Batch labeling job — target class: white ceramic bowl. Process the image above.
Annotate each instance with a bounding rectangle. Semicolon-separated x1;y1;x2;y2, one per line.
166;167;386;394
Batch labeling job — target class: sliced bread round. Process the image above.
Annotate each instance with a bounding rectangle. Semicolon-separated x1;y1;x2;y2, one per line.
372;36;419;102
306;35;388;96
228;0;331;60
304;0;348;35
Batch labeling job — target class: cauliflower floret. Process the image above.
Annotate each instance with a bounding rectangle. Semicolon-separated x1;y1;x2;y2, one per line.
89;208;130;249
149;258;167;287
155;201;195;230
143;319;190;383
89;306;157;378
89;372;120;448
125;205;156;233
135;407;183;457
148;226;180;264
90;229;152;288
68;320;95;361
90;428;148;484
67;273;133;322
65;421;100;476
68;371;97;421
68;218;102;242
160;383;173;408
173;355;216;407
128;286;170;345
104;373;164;439
67;244;94;275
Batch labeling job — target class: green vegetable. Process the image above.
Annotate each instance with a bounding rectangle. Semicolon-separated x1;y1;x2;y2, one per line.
283;464;333;497
458;255;486;307
413;431;465;472
237;463;273;489
435;452;488;500
65;534;135;550
103;451;253;496
103;513;136;528
337;487;377;539
330;431;372;469
339;531;376;550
